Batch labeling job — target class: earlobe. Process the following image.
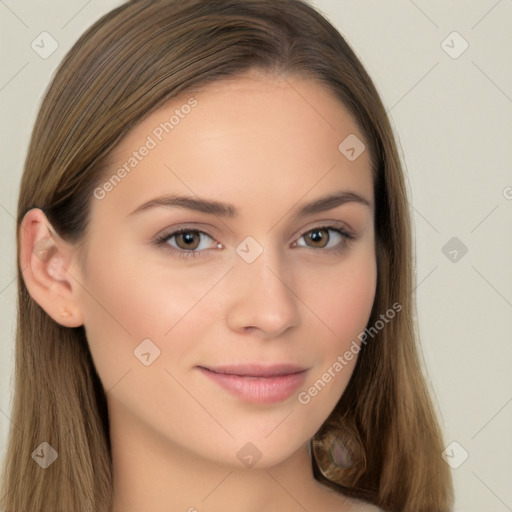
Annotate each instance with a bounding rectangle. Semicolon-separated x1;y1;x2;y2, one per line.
19;208;84;328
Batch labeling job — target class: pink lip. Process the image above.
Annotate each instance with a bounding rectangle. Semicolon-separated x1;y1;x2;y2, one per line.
198;364;308;404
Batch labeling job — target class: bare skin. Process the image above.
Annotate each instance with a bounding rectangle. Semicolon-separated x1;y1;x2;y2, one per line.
20;69;381;511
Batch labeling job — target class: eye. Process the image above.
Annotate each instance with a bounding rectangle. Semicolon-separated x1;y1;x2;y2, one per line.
293;225;355;254
153;228;219;258
153;224;355;259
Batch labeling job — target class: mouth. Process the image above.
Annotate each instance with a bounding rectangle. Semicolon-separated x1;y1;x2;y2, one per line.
197;364;308;404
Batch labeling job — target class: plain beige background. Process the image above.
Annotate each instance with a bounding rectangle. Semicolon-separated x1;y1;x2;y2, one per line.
1;1;511;510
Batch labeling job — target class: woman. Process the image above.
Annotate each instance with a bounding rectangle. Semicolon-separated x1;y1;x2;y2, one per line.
1;0;454;510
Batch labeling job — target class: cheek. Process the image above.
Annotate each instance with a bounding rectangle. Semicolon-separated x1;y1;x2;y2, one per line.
304;250;377;353
295;251;376;415
330;266;376;344
77;245;224;387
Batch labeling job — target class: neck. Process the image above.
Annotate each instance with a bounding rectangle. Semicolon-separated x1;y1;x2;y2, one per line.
109;401;343;512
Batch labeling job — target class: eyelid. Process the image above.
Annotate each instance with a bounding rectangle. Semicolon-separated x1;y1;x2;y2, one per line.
290;219;355;241
152;220;357;258
153;220;354;243
152;222;218;241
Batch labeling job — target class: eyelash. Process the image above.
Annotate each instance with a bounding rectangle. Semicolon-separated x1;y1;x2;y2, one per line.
153;224;356;260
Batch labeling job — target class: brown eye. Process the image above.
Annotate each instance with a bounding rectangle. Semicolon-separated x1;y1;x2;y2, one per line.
174;231;201;250
154;227;221;259
294;225;354;254
304;228;330;248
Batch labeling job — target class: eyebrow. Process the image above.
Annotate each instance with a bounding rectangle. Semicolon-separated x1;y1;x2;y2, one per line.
128;190;372;218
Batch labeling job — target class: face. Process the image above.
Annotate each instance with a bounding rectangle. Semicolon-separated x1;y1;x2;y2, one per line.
72;71;376;468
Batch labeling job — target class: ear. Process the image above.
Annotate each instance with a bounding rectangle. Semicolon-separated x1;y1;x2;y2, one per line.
19;208;85;327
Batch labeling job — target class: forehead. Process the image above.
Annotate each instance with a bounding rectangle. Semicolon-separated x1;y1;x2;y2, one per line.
90;72;373;221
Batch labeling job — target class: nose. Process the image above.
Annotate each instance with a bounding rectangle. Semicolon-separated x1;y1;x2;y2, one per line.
224;246;301;339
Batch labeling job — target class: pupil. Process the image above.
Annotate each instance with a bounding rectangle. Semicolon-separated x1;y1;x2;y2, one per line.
309;229;327;247
183;233;194;244
178;232;199;249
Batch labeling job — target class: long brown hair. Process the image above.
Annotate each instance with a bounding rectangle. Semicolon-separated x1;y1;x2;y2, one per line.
1;1;454;510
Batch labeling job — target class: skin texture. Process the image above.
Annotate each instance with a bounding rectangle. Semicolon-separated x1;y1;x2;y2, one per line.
20;71;379;511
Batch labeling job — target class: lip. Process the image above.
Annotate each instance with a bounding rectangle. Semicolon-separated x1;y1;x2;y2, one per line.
197;364;308;404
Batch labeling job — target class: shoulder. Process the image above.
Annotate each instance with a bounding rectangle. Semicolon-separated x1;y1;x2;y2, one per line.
349;499;384;512
320;490;384;512
312;481;384;512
